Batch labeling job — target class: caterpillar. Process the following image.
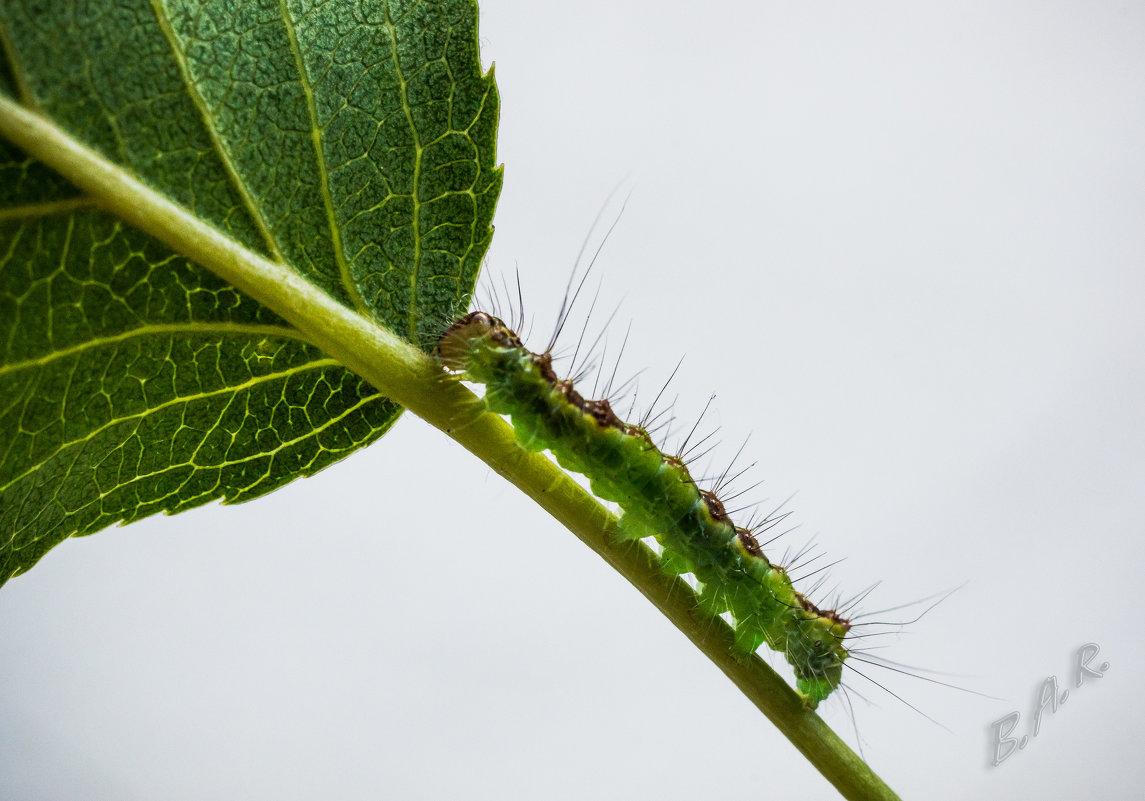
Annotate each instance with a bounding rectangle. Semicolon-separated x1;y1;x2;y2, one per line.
436;308;853;708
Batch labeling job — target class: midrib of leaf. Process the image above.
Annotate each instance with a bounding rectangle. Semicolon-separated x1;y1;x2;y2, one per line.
273;0;368;317
0;357;341;497
0;92;900;801
0;321;310;378
148;0;286;265
380;3;425;342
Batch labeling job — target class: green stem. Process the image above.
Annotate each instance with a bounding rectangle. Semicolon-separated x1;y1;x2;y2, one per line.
0;95;901;801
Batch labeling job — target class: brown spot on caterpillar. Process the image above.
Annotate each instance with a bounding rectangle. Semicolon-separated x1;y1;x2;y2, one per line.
524;348;625;430
554;377;576;399
736;526;764;558
583;397;621;428
534;350;559;383
795;593;852;632
700;490;730;523
625;424;658;446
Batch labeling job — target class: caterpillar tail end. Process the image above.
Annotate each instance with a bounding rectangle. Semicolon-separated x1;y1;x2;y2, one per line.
796;680;828;710
795;666;843;711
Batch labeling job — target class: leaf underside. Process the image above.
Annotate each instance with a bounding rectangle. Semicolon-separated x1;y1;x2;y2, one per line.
0;0;501;584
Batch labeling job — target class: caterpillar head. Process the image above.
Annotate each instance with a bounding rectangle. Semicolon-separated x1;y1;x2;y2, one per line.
436;312;522;372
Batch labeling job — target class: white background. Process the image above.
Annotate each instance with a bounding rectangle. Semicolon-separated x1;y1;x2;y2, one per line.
3;1;1144;799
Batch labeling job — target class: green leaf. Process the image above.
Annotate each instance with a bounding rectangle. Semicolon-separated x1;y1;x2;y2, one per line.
0;0;501;583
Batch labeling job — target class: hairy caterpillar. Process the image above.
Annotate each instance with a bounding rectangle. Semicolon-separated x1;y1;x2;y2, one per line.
436;308;853;708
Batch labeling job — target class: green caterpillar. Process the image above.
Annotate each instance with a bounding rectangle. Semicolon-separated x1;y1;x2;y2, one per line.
437;311;852;708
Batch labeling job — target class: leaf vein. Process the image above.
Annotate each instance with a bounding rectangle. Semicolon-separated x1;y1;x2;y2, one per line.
381;0;424;341
0;322;315;378
0;18;34;107
274;0;367;315
0;197;98;222
8;391;382;550
0;357;343;495
148;0;286;264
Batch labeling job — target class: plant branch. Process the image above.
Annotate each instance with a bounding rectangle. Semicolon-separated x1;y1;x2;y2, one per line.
0;95;901;801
